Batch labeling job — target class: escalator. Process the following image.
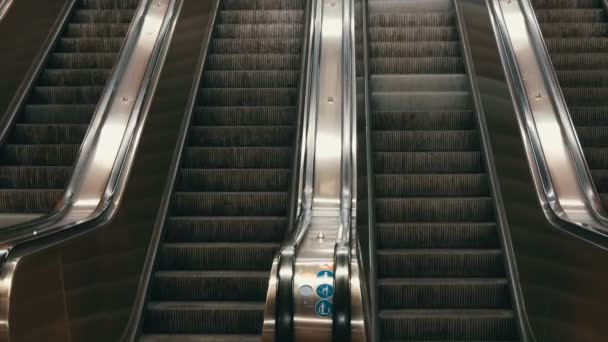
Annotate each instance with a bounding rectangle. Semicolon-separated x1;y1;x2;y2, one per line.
366;0;519;340
140;0;305;340
530;0;608;210
0;0;140;214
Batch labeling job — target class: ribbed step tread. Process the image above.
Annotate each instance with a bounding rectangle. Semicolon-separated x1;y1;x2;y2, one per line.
144;302;265;334
194;106;296;126
374;151;484;174
377;249;505;278
150;271;269;301
141;335;260;342
379;309;517;341
176;169;290;192
376;222;499;249
157;243;280;271
218;10;304;24
372;111;475;130
165;216;286;243
378;278;511;309
373;130;479;152
376;197;494;222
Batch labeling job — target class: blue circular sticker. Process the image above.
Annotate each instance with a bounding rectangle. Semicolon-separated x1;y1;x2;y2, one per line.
315;300;333;317
316;270;334;279
316;284;334;299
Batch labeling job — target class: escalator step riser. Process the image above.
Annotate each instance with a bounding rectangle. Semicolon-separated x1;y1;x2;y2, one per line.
21;105;96;124
144;304;264;334
71;9;136;23
376;198;494;222
158;244;278;271
64;23;131;38
214;24;304;39
371;41;461;58
376;223;499;249
199;88;298;107
536;8;607;22
171;192;288;216
368;12;455;27
369;27;458;42
221;0;305;10
0;166;71;188
551;53;608;69
372;111;475;130
591;170;608;191
378;279;511;309
379;311;516;340
373;130;479;152
218;10;304;24
38;69;112;86
375;174;489;197
1;145;79;166
206;54;300;71
0;190;63;213
194;107;296;126
28;87;104;105
575;127;608;147
10;125;88;145
151;272;269;301
182;147;292;169
583;148;608;169
377;250;505;278
562;88;608;106
545;37;608;53
202;70;299;88
165;217;286;243
47;53;117;69
374;152;484;174
176;169;290;192
56;37;125;53
557;70;608;88
188;126;293;147
78;0;140;9
371;57;465;74
532;0;603;9
539;23;608;37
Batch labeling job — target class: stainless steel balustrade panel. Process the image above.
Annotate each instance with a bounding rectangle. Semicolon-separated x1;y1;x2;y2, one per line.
491;0;608;237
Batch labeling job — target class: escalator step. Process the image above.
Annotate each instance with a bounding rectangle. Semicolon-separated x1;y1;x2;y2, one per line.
193;106;296;126
373;130;479;152
144;302;265;334
379;309;516;341
21;105;96;124
378;278;511;309
377;249;505;278
182;147;292;169
374;151;483;174
206;54;300;71
10;124;88;144
141;335;260;342
164;217;286;243
157;243;279;271
545;37;608;53
176;169;290;192
150;271;269;301
202;70;299;88
372;111;475;130
376;222;499;249
0;190;63;213
0;166;71;188
375;198;494;222
375;174;489;197
218;9;304;24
